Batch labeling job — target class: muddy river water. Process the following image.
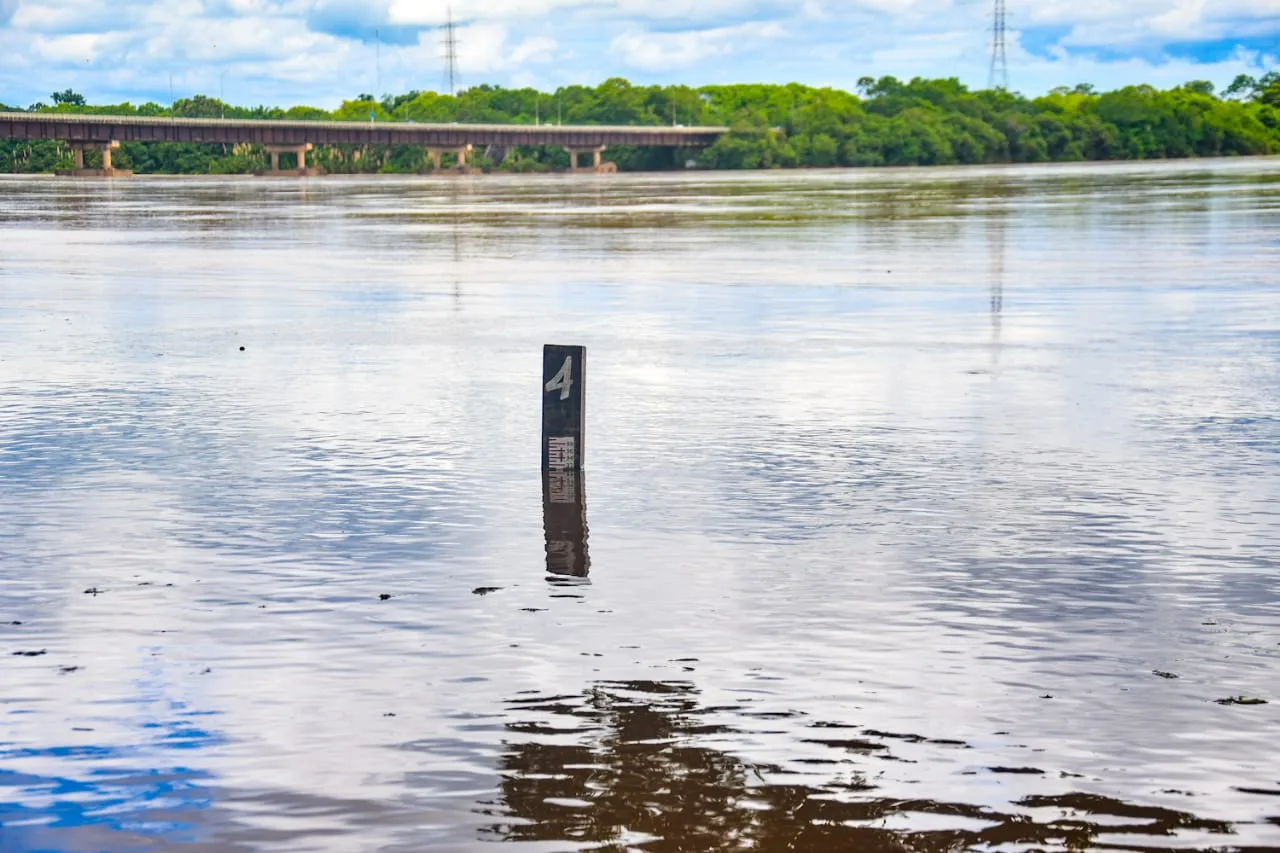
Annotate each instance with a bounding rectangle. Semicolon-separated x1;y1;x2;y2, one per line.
1;160;1279;851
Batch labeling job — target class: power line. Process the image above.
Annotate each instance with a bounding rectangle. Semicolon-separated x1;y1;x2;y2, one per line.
442;7;459;96
988;0;1008;91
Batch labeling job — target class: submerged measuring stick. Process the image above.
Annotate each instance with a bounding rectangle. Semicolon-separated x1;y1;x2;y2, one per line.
542;345;585;471
543;470;589;578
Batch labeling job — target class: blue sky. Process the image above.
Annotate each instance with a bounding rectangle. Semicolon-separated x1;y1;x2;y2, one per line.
0;0;1276;108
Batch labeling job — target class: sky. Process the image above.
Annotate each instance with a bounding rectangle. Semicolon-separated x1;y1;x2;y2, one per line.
0;0;1277;108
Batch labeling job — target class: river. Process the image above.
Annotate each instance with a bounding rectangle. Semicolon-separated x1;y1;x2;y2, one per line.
1;160;1279;851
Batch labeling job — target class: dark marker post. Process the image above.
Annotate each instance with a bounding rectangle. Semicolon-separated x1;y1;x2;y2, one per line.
542;345;588;579
542;345;585;472
543;470;589;578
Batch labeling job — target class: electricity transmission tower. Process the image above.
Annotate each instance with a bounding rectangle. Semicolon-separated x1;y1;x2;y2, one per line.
442;7;459;95
988;0;1008;91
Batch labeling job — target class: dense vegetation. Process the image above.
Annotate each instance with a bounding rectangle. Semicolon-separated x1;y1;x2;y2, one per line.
3;73;1278;174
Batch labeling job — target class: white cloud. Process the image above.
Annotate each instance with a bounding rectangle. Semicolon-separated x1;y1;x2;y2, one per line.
1026;0;1280;46
11;0;132;33
0;0;1276;107
867;28;1275;96
30;31;134;64
1011;45;1276;94
419;22;559;74
612;21;784;71
511;35;558;64
386;0;811;26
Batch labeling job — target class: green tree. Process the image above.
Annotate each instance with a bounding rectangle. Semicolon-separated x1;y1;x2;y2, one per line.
333;98;391;122
172;95;228;118
284;105;332;121
4;76;1279;175
1258;73;1280;108
51;89;86;106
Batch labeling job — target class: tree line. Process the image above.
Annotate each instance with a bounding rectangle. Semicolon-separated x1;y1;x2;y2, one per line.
2;73;1278;174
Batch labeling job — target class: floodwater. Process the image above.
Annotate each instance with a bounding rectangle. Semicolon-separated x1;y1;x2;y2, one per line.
1;160;1279;852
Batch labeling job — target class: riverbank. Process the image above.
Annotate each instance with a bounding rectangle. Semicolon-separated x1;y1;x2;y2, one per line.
5;75;1278;174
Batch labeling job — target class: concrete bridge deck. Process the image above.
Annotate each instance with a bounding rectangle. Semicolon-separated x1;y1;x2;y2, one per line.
0;112;726;149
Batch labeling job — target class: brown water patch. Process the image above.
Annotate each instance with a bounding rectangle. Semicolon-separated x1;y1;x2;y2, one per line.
481;680;1257;852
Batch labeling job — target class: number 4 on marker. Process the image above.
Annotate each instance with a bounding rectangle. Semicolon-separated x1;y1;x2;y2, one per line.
545;355;573;401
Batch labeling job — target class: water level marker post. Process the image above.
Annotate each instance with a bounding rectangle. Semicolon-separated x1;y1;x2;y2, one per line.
542;468;589;578
542;344;588;578
542;345;585;472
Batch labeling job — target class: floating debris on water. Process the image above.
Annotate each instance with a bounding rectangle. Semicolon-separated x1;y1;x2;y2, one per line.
1216;696;1267;706
802;738;889;752
865;729;927;743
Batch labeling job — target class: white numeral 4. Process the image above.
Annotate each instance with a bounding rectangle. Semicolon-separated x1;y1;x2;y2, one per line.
545;356;573;401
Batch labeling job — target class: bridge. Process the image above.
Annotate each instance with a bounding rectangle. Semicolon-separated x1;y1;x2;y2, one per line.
0;112;728;176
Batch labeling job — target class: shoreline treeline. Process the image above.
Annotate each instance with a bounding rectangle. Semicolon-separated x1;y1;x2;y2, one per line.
2;74;1278;174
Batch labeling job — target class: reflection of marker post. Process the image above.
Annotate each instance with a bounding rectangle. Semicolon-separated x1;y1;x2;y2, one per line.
543;470;589;578
542;345;585;472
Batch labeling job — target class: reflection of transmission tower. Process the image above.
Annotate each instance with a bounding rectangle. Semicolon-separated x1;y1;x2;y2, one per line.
989;213;1005;370
442;7;459;95
988;0;1008;90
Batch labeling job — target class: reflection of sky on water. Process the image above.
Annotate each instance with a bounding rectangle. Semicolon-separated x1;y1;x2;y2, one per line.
0;387;469;572
0;658;224;853
1;162;1279;850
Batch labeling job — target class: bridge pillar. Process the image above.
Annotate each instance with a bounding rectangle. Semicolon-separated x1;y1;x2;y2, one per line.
426;145;473;173
564;145;611;173
60;141;129;177
262;143;316;176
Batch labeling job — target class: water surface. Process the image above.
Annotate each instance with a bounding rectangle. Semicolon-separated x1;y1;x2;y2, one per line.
2;161;1279;851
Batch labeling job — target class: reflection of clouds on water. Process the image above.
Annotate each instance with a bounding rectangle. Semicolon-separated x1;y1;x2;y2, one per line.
0;760;218;852
0;655;226;853
0;386;469;571
709;415;1280;594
